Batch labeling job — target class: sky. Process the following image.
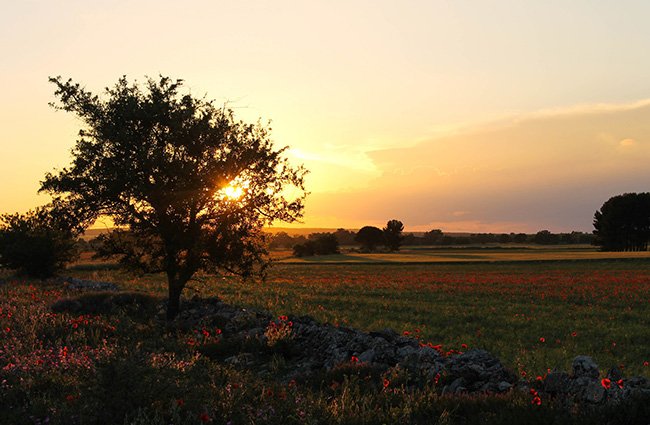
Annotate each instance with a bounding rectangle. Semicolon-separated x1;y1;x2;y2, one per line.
2;0;650;232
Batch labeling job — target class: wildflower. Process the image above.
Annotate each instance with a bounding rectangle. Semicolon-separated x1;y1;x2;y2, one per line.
403;331;411;336
571;331;577;337
539;337;545;343
535;376;543;382
601;378;612;389
617;379;624;389
383;378;390;388
279;315;288;321
350;356;359;363
176;398;184;407
288;379;297;388
643;361;648;367
532;395;542;405
433;373;441;385
461;343;468;350
65;394;76;402
198;412;211;423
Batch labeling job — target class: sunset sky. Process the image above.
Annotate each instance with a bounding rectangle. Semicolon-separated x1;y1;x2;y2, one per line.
2;1;650;232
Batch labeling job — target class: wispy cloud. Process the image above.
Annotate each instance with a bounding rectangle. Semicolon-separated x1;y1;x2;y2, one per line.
303;100;650;231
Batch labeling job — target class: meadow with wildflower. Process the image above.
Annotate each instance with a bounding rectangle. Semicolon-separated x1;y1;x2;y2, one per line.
1;255;649;424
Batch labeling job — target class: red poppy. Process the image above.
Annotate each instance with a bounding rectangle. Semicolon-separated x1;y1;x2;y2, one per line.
531;395;541;405
539;337;545;343
176;398;184;407
571;331;577;337
644;361;649;367
198;413;211;423
350;356;359;363
461;343;468;350
617;379;624;389
383;378;390;388
601;378;611;389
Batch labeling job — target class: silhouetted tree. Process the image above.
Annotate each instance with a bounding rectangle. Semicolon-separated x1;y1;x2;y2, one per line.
0;201;85;278
355;226;384;252
333;228;356;245
293;233;339;257
383;219;404;251
41;76;307;319
533;230;559;245
423;229;443;245
593;193;650;251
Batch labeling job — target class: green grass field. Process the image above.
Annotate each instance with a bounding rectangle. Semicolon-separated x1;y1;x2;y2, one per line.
2;247;649;424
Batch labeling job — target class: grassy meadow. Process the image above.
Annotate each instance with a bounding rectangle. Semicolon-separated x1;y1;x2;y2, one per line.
1;246;650;424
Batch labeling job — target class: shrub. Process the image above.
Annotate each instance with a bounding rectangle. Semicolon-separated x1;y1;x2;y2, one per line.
292;233;339;257
0;201;84;278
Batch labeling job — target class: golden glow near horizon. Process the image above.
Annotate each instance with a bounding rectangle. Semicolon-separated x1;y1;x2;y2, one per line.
3;1;650;232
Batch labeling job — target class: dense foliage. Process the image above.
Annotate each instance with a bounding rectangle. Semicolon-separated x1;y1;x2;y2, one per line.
355;226;385;252
41;76;306;318
593;193;650;251
0;201;85;277
383;219;404;251
292;233;340;257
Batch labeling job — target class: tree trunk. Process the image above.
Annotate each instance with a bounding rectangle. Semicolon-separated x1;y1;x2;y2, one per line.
166;280;184;321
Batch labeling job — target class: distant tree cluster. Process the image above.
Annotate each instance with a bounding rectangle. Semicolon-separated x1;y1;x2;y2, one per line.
593;193;650;251
401;230;593;246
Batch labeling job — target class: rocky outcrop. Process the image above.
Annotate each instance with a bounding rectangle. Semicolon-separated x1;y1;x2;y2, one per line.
170;296;650;407
537;356;650;406
171;297;518;394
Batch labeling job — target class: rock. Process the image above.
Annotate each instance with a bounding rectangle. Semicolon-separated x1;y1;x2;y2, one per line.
358;348;376;363
498;381;512;392
580;381;606;404
572;356;600;379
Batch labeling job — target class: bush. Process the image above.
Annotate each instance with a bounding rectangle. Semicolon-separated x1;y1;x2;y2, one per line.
0;201;84;278
292;233;339;257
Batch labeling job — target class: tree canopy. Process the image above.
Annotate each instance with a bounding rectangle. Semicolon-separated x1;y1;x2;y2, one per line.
41;75;307;318
593;193;650;251
383;219;404;251
355;226;384;252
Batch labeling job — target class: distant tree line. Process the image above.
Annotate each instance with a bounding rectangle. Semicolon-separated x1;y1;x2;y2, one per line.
266;220;595;258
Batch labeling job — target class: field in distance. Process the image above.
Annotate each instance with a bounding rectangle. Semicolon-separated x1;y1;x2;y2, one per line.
272;245;650;263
